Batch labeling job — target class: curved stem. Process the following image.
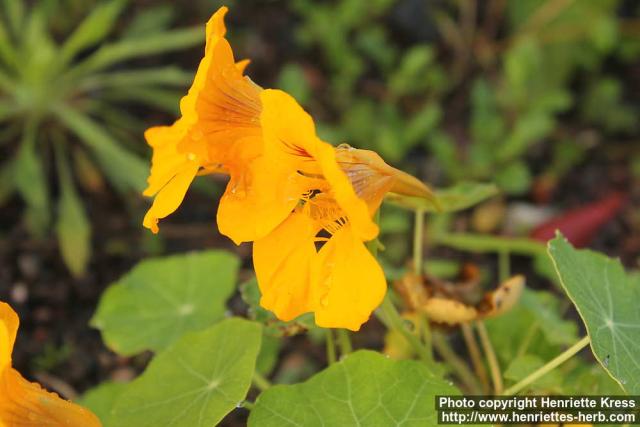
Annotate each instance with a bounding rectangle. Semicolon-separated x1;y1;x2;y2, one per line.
503;336;590;396
461;323;489;393
476;321;503;394
413;209;425;274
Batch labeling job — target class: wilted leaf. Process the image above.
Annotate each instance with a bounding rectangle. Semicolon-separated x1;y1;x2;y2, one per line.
112;318;262;427
548;235;638;393
249;350;465;427
92;251;239;355
386;182;498;213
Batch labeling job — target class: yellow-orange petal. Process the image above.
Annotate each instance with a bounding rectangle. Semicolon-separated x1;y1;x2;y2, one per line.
0;303;101;426
143;122;191;197
259;89;378;241
192;37;262;163
0;303;18;372
179;6;229;118
143;162;200;233
0;369;101;426
253;210;319;321
217;153;308;244
205;6;227;42
312;225;386;331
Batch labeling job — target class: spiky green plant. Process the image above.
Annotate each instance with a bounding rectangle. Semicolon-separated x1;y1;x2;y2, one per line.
0;0;202;276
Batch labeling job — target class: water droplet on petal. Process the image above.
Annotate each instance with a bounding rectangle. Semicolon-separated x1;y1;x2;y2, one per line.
320;296;329;307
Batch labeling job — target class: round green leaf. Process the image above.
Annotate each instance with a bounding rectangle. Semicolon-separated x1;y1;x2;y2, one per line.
548;234;639;393
249;350;462;426
111;318;262;427
92;250;239;355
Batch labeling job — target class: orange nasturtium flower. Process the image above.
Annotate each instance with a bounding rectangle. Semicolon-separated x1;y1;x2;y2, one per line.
142;7;433;330
252;90;433;330
0;302;101;427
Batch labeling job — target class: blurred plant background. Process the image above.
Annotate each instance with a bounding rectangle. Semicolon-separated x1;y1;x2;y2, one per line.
0;0;639;424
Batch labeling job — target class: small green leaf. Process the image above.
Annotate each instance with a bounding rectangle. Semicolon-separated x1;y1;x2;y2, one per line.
81;67;193;91
60;0;126;65
56;106;148;193
92;250;239;355
103;85;183;114
548;234;638;393
78;381;128;425
563;361;626;395
386;182;498;213
520;289;578;346
3;0;25;36
0;17;18;69
111;318;262;427
433;232;546;257
249;350;464;427
69;27;203;76
495;161;532;195
55;148;91;277
504;355;563;392
13;123;49;235
122;4;174;39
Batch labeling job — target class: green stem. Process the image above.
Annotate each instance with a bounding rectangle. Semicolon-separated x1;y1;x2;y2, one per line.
242;401;255;411
498;249;510;282
476;321;503;394
503;336;590;396
326;329;337;364
413;209;425;274
380;294;432;364
432;332;483;394
461;323;490;393
516;322;539;358
413;209;433;358
337;329;353;355
252;372;272;392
